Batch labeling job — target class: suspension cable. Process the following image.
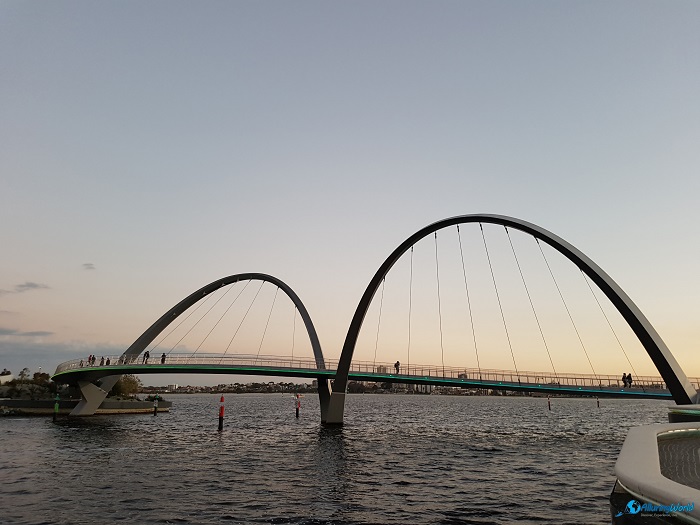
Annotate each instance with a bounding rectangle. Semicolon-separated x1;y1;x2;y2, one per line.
193;282;257;356
372;277;386;372
457;225;482;381
536;238;600;385
581;270;644;391
434;232;446;377
255;286;280;360
505;227;559;381
221;280;266;359
149;287;217;355
407;245;413;376
480;223;521;382
291;307;297;360
179;281;249;357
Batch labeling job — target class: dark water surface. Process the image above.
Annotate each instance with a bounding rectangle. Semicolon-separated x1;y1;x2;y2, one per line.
1;394;670;524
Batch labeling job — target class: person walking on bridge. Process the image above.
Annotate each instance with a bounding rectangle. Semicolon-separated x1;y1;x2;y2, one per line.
143;350;150;364
394;361;400;375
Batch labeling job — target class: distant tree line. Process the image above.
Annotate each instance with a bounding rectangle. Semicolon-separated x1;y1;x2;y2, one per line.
0;368;56;399
107;374;142;398
0;367;143;400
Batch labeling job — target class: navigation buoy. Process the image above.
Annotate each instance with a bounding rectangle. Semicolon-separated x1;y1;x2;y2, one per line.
153;395;159;416
294;393;301;418
548;396;551;411
53;393;59;422
218;395;225;431
597;397;600;408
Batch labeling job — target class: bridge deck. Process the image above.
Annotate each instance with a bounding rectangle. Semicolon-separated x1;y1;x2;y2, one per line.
52;354;684;399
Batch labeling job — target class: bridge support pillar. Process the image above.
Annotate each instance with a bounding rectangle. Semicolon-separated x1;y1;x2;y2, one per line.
322;391;346;426
318;378;331;423
71;376;120;416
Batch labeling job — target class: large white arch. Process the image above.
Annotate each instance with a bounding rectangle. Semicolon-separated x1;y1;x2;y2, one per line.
324;214;697;425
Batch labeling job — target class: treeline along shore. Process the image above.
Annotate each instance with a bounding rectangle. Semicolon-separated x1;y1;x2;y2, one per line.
0;368;169;416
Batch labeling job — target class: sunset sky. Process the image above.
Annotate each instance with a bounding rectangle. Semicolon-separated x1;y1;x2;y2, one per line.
2;1;699;386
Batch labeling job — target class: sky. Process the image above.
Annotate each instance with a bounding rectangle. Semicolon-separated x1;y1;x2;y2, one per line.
1;1;699;387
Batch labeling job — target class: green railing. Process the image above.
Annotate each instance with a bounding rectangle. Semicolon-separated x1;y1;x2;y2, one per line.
54;353;700;392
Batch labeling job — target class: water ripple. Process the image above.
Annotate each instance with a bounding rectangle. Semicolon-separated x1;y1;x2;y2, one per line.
0;394;670;524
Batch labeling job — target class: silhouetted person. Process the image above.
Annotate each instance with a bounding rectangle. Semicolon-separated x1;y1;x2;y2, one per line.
622;373;628;387
627;373;633;387
106;357;110;366
143;350;150;364
394;361;400;374
161;353;166;364
99;356;104;366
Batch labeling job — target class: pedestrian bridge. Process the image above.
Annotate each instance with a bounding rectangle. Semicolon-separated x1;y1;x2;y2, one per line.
53;353;682;400
52;214;700;424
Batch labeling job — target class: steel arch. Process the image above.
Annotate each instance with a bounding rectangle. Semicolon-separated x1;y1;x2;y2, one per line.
122;273;325;369
70;273;330;417
333;214;697;406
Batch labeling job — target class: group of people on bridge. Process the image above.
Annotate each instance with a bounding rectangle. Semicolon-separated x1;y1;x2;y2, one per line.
139;351;167;365
142;351;150;363
80;355;109;367
621;372;634;387
79;352;167;367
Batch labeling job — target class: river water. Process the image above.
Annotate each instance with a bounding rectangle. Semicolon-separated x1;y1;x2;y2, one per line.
1;394;671;524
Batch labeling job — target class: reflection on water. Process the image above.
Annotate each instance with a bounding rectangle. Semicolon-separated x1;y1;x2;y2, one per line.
1;394;671;524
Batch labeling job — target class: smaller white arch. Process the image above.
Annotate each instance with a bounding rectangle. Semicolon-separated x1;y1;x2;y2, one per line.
122;273;325;369
68;273;331;417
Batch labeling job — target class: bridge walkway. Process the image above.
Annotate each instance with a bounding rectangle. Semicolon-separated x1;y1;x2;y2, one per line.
53;354;692;399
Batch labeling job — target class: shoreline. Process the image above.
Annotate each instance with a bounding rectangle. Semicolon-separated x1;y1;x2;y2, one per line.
0;398;172;416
